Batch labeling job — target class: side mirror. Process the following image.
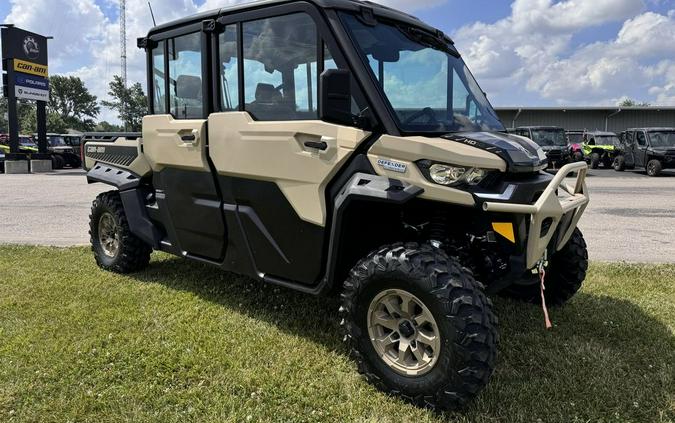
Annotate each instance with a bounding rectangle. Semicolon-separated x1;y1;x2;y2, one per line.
320;69;353;126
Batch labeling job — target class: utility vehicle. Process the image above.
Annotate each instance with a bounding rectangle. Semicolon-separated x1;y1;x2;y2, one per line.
39;133;82;169
582;131;620;169
512;126;570;168
566;130;586;161
614;128;675;176
83;0;590;410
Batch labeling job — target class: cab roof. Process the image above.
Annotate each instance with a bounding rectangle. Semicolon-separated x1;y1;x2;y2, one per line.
148;0;435;37
625;127;675;132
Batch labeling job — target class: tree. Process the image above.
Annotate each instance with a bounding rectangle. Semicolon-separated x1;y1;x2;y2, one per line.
101;76;148;131
619;98;651;107
95;121;125;132
0;97;7;132
48;75;100;131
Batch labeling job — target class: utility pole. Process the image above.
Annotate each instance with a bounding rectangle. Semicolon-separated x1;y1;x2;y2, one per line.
120;0;127;130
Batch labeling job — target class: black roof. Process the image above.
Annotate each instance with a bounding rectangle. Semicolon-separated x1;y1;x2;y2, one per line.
148;0;435;37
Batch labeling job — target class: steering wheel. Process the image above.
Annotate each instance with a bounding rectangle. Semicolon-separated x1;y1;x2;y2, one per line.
403;107;439;125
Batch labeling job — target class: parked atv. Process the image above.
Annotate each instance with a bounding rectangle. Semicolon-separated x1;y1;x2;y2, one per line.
582;131;620;169
83;0;590;410
513;126;570;168
40;133;82;169
614;128;675;176
566;130;586;162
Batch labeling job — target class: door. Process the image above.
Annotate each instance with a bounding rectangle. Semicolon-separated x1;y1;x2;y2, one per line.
623;131;636;167
208;12;370;284
143;31;226;260
635;130;649;167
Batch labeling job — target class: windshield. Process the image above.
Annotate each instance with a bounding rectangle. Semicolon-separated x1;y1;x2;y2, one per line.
48;136;66;146
530;129;567;147
19;136;35;146
567;133;583;144
648;131;675;147
342;14;504;133
593;135;621;147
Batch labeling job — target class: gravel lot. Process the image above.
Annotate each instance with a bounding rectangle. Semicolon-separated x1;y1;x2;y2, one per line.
0;168;673;262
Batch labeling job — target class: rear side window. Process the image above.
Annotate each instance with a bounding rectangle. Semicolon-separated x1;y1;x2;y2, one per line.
242;13;318;121
168;32;203;119
219;26;240;111
152;40;166;114
636;131;647;146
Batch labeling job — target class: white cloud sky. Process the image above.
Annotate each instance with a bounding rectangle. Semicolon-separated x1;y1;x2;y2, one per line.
1;0;674;124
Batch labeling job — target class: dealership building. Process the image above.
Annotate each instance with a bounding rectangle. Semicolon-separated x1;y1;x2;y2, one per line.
496;107;675;132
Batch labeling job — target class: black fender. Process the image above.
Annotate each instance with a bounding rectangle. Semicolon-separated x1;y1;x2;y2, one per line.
87;163;141;190
317;172;424;294
87;163;162;249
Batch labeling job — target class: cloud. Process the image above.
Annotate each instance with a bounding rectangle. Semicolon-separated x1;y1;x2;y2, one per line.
454;0;675;106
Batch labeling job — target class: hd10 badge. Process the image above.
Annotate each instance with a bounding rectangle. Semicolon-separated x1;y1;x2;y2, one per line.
14;73;50;101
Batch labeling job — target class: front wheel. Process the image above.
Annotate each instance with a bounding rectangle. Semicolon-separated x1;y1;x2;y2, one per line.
613;156;625;171
647;159;662;177
590;152;600;169
89;191;151;273
503;228;588;306
340;243;498;410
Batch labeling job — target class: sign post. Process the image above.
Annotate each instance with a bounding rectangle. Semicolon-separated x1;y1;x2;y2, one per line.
1;25;50;172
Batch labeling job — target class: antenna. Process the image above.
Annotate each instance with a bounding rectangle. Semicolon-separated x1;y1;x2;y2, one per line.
148;2;157;27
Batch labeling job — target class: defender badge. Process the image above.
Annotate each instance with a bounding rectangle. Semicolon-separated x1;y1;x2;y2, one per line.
377;158;407;173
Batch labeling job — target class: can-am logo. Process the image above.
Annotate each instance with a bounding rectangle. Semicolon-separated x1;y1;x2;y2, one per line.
23;36;40;60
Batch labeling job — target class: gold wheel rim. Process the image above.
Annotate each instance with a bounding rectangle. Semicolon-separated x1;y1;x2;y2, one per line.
98;212;120;258
367;288;441;376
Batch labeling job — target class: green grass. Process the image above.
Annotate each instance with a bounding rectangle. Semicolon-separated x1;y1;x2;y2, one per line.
0;246;673;423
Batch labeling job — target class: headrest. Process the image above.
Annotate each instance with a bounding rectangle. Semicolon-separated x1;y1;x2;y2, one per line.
176;75;202;100
255;83;281;103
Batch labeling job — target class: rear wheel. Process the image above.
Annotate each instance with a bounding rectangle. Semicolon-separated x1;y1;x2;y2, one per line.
340;243;498;410
613;155;625;171
90;191;151;273
647;159;662;177
51;154;65;170
503;228;588;306
590;152;600;169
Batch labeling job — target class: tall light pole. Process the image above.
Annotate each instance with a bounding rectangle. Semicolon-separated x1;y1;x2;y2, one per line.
120;0;127;130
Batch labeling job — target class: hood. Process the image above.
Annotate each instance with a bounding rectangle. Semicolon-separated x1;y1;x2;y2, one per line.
651;147;675;155
443;132;549;173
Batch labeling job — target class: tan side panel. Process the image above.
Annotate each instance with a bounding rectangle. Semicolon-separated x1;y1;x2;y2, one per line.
368;135;507;206
209;112;370;226
84;138;151;177
142;114;209;172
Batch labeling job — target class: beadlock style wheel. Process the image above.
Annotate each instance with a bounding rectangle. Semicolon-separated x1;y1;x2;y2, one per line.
367;288;441;376
98;212;120;258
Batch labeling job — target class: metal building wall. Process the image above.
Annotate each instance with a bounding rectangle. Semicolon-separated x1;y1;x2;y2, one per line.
496;108;675;132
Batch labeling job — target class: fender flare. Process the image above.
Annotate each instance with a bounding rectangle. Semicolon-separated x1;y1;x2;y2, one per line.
86;162;141;190
316;172;424;294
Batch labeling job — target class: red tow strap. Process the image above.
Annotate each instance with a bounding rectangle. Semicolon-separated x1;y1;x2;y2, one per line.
539;264;553;329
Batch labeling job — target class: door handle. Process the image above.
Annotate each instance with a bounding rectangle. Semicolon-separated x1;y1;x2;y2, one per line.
304;141;328;151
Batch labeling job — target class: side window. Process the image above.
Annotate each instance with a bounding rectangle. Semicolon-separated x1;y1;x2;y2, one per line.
626;131;634;146
636;131;647;146
219;26;239;111
168;32;203;119
242;13;318;121
152;40;166;114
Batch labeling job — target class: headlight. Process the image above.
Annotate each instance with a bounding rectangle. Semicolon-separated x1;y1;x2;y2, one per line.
423;162;491;187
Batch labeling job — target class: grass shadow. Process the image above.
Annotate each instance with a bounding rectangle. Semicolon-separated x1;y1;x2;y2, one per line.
130;256;675;421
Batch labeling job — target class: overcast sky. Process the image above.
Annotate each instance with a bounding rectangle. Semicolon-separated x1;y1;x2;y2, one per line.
1;0;674;123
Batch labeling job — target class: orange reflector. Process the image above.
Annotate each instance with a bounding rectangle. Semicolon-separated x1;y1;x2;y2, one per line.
492;222;516;243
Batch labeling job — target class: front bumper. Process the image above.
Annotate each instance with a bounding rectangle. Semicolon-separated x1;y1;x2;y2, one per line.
481;162;589;269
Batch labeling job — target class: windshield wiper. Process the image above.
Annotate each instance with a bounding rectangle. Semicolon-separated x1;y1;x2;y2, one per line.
398;25;460;57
